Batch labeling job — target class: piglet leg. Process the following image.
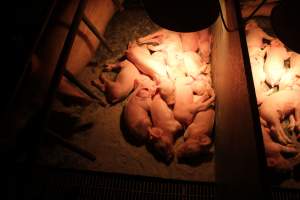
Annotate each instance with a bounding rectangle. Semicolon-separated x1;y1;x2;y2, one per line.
176;109;215;159
193;90;215;113
271;121;292;144
91;78;105;92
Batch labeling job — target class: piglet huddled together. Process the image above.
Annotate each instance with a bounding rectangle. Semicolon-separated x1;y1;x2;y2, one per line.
93;28;215;163
246;20;300;171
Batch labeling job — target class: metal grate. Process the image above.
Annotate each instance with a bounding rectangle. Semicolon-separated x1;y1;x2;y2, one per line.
42;169;216;200
271;187;300;200
40;168;300;200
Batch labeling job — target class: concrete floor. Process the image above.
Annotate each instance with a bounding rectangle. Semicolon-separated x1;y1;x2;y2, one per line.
35;9;300;188
37;8;215;183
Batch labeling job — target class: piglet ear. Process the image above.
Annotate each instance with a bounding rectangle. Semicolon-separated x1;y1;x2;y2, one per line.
148;127;162;141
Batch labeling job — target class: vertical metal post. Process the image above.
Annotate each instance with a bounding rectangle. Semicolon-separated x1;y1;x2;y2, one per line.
21;0;88;162
40;0;87;125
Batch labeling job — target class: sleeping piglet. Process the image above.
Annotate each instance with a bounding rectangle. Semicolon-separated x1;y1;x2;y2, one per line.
98;60;141;104
261;125;297;171
245;20;274;50
126;41;168;81
149;93;182;162
123;81;154;143
259;90;300;144
177;108;215;160
157;77;176;106
264;39;289;87
191;74;213;96
279;52;300;90
138;29;183;54
173;77;215;127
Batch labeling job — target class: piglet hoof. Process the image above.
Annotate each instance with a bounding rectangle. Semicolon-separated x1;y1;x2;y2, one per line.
273;128;292;145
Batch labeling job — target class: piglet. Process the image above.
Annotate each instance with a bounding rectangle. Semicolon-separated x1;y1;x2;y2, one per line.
97;60;141;104
183;51;208;78
279;52;300;90
138;29;186;77
173;77;215;127
177;108;215;160
248;47;271;104
149;94;182;162
191;74;213;96
264;39;289;87
245;21;273;95
261;125;297;171
259;90;300;144
247;46;276;105
122;81;154;143
245;20;274;50
180;32;200;52
138;29;183;53
126;41;168;80
157;77;176;105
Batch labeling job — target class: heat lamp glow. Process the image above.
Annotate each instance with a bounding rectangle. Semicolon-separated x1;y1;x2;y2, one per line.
245;19;300;171
92;28;215;163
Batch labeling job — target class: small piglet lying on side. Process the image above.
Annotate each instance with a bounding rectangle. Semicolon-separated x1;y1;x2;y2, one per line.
264;39;289;87
173;77;215;127
97;60;141;104
126;41;168;80
149;94;182;162
123;81;154;143
259;90;300;144
177;108;215;160
261;124;297;171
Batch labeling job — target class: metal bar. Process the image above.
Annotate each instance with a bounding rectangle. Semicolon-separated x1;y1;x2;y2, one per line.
63;69;106;106
47;129;96;161
244;0;267;22
9;0;58;108
22;0;88;161
82;14;113;53
40;0;87;124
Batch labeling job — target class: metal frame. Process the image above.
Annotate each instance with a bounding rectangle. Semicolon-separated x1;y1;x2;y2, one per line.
17;0;113;163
